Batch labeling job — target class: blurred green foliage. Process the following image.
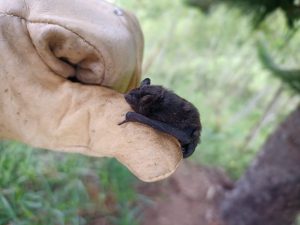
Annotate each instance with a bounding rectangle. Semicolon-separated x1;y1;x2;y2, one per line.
258;41;300;93
185;0;300;27
1;0;300;224
0;142;139;225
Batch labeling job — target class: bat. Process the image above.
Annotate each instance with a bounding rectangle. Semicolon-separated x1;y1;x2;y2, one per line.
119;78;202;158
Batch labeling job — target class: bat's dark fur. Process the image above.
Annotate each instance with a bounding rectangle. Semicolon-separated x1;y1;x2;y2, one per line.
119;78;201;158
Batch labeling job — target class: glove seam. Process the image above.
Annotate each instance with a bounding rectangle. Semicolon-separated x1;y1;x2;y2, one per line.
0;12;106;85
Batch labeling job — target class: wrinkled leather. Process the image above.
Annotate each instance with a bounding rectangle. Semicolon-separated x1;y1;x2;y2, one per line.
0;0;182;182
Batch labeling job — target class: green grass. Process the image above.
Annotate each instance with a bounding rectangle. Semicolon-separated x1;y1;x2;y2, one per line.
0;142;139;225
1;0;300;224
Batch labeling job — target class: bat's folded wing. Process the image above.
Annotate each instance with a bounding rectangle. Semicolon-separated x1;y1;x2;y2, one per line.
0;0;182;182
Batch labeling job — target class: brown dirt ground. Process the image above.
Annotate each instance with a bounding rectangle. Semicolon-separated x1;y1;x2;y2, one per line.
137;161;233;225
89;161;233;225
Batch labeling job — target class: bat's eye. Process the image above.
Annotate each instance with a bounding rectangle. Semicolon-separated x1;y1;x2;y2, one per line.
140;94;154;105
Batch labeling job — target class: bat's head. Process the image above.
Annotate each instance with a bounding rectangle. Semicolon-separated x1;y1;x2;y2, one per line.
125;78;165;115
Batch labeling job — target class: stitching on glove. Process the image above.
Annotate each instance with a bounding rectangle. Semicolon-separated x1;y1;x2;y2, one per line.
0;12;106;85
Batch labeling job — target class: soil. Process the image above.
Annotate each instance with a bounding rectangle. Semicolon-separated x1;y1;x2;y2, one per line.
89;161;233;225
137;161;233;225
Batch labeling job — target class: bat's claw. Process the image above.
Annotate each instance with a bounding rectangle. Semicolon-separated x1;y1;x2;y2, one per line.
118;119;128;126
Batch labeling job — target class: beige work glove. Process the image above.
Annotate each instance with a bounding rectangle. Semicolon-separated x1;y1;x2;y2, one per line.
0;0;182;182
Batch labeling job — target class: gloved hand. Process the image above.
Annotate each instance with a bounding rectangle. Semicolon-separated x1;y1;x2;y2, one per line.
0;0;182;182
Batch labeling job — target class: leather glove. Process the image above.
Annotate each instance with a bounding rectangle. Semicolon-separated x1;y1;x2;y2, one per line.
0;0;182;182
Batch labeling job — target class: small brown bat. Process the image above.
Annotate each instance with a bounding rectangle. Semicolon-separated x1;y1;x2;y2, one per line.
119;78;202;158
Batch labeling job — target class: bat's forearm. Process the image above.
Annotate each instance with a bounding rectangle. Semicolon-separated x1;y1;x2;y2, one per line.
120;112;191;145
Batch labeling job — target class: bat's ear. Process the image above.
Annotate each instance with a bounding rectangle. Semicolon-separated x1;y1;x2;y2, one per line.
140;78;151;87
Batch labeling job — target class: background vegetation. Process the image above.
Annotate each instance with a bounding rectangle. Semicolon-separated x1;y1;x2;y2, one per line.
0;0;299;224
